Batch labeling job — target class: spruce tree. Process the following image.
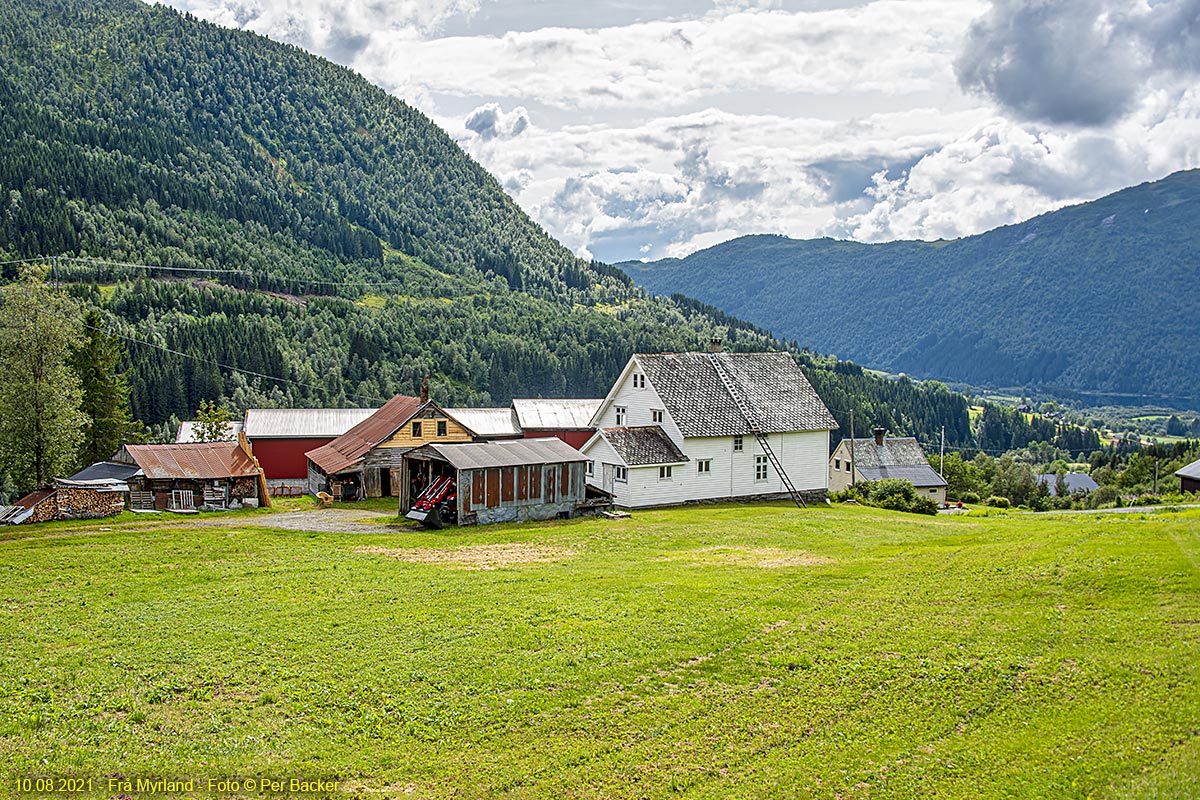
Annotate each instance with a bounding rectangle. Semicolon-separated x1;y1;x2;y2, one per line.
73;309;143;467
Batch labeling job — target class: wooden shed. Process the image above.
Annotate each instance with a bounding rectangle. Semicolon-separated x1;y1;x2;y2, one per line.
115;435;269;511
402;438;589;527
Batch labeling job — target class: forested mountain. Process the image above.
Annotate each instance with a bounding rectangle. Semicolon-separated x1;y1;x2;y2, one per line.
623;172;1200;403
0;0;1058;457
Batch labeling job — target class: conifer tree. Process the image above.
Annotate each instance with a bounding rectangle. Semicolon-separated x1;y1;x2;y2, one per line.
73;309;143;467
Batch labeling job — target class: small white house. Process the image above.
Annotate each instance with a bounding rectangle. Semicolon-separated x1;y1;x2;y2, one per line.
828;428;948;504
581;348;837;508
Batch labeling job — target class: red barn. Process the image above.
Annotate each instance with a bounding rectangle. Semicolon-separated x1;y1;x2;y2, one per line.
245;408;376;490
511;398;602;450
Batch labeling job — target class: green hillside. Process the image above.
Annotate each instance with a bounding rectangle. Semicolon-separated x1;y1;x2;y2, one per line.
0;0;786;421
623;172;1200;403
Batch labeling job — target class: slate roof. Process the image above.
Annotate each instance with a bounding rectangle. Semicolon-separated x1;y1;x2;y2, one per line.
512;398;603;430
634;352;836;438
447;407;523;438
840;436;946;487
305;394;422;476
244;408;376;439
68;461;140;482
175;420;243;443
1037;472;1100;496
601;426;690;466
1177;457;1200;481
119;443;260;481
412;437;586;470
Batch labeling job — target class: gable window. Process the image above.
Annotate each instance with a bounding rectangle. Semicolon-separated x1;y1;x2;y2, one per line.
632;374;645;389
651;409;664;424
615;406;626;425
755;455;769;481
615;466;628;482
437;420;447;437
411;421;422;438
697;459;711;474
733;436;743;452
834;458;841;470
659;465;673;480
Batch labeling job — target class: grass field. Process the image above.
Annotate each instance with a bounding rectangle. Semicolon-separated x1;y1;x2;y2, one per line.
1;503;1198;798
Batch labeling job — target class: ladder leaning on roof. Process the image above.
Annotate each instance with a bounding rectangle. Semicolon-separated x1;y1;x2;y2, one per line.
708;354;807;509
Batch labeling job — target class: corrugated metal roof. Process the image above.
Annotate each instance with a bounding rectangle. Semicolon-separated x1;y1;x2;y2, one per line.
122;442;261;480
417;437;587;470
512;398;603;430
447;407;522;438
244;408;377;438
68;461;140;482
305;394;422;475
1177;457;1200;481
634;352;836;437
600;426;689;466
175;421;243;443
55;478;130;492
14;489;55;510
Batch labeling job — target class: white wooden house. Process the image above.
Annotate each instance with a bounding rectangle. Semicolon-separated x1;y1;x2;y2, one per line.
581;349;836;508
828;428;948;504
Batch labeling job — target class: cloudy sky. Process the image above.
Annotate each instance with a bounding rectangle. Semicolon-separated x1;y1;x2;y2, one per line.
157;0;1200;262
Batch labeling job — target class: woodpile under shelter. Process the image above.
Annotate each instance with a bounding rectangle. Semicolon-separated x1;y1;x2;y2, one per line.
402;437;591;527
115;436;269;511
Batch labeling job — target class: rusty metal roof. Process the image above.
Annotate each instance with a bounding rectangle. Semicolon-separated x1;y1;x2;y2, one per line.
412;437;587;470
305;394;421;475
121;442;261;480
244;408;377;439
512;398;602;430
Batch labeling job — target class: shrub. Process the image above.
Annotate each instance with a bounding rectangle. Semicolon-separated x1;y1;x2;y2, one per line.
958;492;981;504
1086;485;1120;509
868;478;916;506
986;495;1011;509
908;496;939;516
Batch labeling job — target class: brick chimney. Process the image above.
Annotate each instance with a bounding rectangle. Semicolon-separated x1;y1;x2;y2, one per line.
708;337;723;353
873;427;885;446
420;376;429;404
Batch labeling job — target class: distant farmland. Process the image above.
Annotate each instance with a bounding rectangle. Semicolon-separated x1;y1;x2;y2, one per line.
1;503;1197;799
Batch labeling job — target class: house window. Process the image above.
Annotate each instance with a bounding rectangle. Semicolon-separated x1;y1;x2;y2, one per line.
615;466;628;482
411;421;422;437
437;420;447;437
587;461;594;477
659;465;673;480
615;406;626;425
755;455;768;481
733;436;743;452
632;374;645;389
834;458;841;470
652;409;664;424
697;460;711;474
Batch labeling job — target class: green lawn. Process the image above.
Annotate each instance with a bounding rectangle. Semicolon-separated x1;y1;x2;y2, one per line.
1;504;1197;798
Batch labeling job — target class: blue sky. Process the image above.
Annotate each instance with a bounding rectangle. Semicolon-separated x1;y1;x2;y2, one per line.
157;0;1200;262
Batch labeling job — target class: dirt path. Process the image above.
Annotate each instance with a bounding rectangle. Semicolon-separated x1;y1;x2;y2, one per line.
195;508;419;535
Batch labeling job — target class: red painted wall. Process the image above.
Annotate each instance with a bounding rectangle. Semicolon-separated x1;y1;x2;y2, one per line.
522;429;593;450
251;438;334;480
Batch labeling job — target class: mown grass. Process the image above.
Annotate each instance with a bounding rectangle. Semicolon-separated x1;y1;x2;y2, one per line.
1;504;1197;798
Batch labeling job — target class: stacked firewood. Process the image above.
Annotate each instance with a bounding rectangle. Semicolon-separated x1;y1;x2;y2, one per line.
56;487;125;519
230;477;258;499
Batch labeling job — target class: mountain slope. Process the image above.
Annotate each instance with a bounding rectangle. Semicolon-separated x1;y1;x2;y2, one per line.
623;172;1200;402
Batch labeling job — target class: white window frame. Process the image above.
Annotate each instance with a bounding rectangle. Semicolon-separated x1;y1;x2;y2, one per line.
615;406;626;425
614;465;628;482
632;374;645;389
697;459;711;474
587;461;594;477
754;455;768;481
659;465;673;480
733;436;743;452
834;458;841;470
651;409;664;424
